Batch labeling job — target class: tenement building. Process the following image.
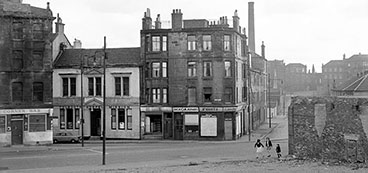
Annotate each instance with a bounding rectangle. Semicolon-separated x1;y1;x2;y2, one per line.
0;0;54;145
139;6;266;140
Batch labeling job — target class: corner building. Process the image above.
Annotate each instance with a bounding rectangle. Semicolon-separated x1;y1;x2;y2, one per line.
140;9;249;140
0;0;54;146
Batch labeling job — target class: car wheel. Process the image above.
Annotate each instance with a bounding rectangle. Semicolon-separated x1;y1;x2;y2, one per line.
71;139;76;143
53;139;58;144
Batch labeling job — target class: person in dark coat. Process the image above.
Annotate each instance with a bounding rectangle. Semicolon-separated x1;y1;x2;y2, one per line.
254;139;264;159
276;144;282;158
265;137;273;157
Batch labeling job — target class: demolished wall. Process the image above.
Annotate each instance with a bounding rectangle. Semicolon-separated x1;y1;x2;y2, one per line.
288;97;368;162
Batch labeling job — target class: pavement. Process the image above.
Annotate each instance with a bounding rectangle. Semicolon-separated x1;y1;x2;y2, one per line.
0;116;287;154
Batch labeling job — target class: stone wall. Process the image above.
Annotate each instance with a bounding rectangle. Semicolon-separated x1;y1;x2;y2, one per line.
289;96;368;162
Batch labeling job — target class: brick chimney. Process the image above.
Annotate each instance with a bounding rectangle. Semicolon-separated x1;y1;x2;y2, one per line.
55;13;64;34
248;2;255;54
171;9;182;30
142;8;152;30
261;41;265;59
232;10;239;32
155;14;161;29
73;38;82;49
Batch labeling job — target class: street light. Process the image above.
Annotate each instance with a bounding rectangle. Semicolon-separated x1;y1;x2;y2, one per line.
102;36;107;165
79;37;107;165
80;54;85;147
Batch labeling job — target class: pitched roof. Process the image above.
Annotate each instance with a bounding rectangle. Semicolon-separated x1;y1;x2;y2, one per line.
54;47;141;68
333;74;368;92
324;60;344;66
346;54;368;62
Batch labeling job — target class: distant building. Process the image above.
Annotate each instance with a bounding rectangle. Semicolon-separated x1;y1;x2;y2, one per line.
0;0;54;146
267;60;286;116
322;53;368;95
284;63;308;92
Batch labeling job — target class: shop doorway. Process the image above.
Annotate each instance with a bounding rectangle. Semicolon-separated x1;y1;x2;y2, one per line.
145;114;162;135
90;109;101;136
174;113;183;140
11;120;23;145
164;113;173;139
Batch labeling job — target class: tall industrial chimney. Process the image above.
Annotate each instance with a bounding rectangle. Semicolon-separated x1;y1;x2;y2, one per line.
248;2;255;54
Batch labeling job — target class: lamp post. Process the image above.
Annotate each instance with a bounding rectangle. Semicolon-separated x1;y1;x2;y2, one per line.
80;55;85;147
247;52;252;141
268;73;272;128
102;36;107;165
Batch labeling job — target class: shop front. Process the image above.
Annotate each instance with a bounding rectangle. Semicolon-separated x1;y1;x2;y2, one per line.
0;108;53;146
140;106;172;140
173;106;238;141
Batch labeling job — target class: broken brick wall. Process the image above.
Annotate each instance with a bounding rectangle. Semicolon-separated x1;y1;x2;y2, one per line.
288;97;368;162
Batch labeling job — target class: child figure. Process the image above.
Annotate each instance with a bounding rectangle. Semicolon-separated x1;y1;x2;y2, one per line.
265;137;273;157
254;139;264;159
276;144;282;158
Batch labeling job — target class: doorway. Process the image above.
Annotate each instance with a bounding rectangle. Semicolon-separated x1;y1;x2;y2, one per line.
11;120;23;145
174;113;183;140
90;109;101;136
164;113;173;139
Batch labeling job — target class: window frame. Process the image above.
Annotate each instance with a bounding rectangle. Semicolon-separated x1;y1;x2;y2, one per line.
152;88;161;103
223;35;230;51
118;109;125;130
203;87;212;103
12;50;23;70
12;82;23;102
224;61;232;77
203;61;212;77
188;61;197;77
203;35;212;51
88;76;102;96
152;62;161;78
111;108;117;130
224;87;233;103
12;22;24;40
62;77;77;97
29;114;46;132
152;36;161;52
114;76;130;96
188;87;197;104
188;35;196;51
0;116;5;133
32;82;43;102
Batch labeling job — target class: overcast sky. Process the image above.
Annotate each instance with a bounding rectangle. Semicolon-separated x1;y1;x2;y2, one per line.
23;0;368;72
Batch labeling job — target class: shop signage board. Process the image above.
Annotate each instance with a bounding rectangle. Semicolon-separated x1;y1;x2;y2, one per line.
200;114;217;136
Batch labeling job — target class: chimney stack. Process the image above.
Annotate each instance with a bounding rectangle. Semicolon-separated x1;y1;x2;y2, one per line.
171;9;183;30
142;8;152;30
55;13;65;34
261;41;265;59
73;38;82;49
232;10;240;32
248;2;255;54
155;14;161;29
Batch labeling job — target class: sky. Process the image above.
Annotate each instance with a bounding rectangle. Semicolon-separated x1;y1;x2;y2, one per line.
23;0;368;73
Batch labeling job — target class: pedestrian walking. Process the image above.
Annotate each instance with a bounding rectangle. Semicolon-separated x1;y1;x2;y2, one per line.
254;139;264;159
265;137;272;157
276;144;282;158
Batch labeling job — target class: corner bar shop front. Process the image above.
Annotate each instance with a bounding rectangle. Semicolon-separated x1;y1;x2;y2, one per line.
0;108;53;146
140;106;241;141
